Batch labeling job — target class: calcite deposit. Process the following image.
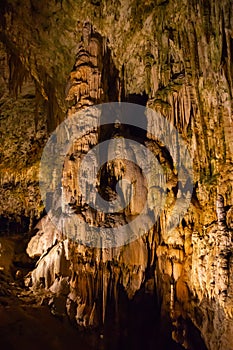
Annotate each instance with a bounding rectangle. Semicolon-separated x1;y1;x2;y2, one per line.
0;1;233;349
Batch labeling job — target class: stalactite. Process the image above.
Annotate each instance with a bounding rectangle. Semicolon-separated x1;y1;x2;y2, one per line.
8;52;29;97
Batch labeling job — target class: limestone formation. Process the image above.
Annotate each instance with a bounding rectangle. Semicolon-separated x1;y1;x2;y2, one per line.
0;1;233;349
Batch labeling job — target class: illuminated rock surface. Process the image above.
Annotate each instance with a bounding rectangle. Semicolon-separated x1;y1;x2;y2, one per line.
0;1;233;349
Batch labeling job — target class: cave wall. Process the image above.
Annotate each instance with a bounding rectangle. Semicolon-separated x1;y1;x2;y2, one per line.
0;1;233;349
